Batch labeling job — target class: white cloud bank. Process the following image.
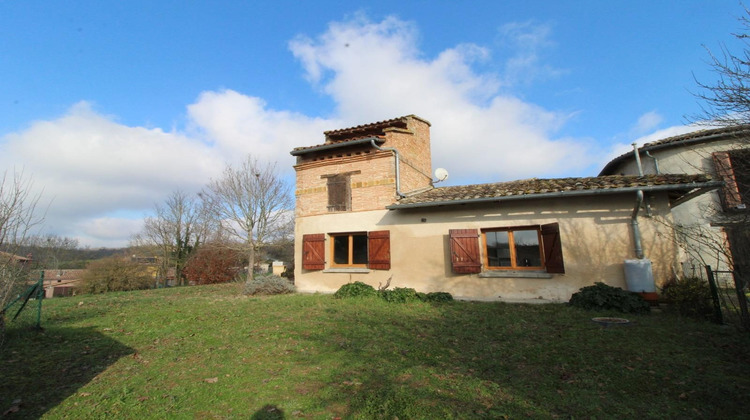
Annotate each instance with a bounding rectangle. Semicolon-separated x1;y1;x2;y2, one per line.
0;14;658;248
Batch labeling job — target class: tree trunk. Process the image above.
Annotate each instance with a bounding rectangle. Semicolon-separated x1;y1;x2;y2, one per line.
246;242;255;283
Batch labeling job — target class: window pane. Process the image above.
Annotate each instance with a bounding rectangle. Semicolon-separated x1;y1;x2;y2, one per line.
333;236;349;264
486;231;511;267
352;234;368;264
514;229;541;267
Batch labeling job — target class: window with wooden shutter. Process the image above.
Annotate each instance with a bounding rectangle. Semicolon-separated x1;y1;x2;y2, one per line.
713;151;743;210
449;229;481;274
327;174;351;212
368;230;390;270
541;223;565;274
302;234;325;270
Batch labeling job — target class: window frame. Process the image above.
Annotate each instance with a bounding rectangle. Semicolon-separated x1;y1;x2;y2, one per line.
481;226;545;271
329;232;369;268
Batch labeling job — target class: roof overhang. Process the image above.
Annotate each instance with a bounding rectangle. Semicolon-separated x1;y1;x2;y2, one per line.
290;136;384;156
386;181;723;210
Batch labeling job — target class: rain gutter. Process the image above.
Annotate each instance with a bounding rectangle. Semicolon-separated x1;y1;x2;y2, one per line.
290;136;384;156
371;139;405;198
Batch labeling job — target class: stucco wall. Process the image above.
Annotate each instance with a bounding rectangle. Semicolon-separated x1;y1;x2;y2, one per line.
610;139;741;273
294;192;678;302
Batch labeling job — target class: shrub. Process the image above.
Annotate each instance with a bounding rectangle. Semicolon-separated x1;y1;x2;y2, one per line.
334;281;378;299
380;287;420;303
662;277;714;320
422;292;454;302
244;275;295;296
79;256;154;294
569;282;650;314
183;246;243;285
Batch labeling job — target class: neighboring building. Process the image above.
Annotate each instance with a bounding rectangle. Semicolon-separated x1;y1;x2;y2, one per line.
42;269;86;298
292;115;719;301
600;125;750;277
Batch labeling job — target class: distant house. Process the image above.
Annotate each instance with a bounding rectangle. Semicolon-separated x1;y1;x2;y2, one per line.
291;115;718;301
42;269;86;298
600;125;750;277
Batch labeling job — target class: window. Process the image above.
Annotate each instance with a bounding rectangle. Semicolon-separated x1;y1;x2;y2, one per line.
483;227;542;269
713;150;750;211
332;233;368;267
327;174;351;212
301;230;390;270
449;223;564;274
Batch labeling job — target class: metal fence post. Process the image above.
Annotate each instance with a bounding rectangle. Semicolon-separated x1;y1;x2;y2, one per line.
705;265;724;325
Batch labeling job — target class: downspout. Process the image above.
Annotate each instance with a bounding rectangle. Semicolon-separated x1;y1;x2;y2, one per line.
633;143;652;216
631;190;645;259
632;142;644;176
645;151;660;174
371;139;405;198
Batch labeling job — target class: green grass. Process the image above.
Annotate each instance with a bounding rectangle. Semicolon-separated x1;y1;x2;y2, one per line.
2;283;750;419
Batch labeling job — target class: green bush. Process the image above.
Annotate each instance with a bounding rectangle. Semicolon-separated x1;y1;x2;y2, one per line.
569;282;650;314
662;277;714;320
380;287;420;303
423;292;454;302
333;281;377;299
244;275;295;296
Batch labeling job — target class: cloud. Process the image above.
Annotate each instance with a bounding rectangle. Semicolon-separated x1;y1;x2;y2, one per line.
498;20;564;85
290;15;596;183
632;111;664;135
0;102;223;247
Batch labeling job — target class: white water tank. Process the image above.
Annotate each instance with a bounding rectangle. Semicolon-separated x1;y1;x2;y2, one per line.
624;259;655;293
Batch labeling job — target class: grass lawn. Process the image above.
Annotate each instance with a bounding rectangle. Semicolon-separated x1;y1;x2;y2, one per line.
2;283;750;419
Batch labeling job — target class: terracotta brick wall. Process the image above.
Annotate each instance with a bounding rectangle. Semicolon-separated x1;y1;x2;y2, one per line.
294;115;434;218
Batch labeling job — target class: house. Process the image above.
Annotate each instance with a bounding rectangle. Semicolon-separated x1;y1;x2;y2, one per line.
600;125;750;278
42;269;86;298
291;115;719;301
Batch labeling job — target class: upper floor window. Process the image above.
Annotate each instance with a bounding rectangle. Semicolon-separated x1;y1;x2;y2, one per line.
323;171;360;212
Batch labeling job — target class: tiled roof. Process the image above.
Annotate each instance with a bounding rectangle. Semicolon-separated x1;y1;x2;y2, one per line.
291;114;430;156
599;124;750;175
389;174;716;209
291;135;384;155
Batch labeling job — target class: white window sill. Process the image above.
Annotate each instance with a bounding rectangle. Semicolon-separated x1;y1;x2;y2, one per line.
478;271;553;279
323;268;371;274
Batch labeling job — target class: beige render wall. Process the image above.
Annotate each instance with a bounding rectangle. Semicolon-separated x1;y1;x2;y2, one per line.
294;192;678;302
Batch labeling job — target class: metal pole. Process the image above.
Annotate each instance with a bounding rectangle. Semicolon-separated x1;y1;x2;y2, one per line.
35;270;44;329
705;265;724;325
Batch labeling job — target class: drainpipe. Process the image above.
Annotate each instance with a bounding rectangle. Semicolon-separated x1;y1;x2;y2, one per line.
631;190;645;259
632;142;644;176
633;143;652;216
371;139;405;198
645;151;660;174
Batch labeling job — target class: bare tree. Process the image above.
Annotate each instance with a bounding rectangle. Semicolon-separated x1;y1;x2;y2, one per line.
1;170;44;319
201;156;293;284
691;7;750;127
132;190;214;287
26;234;80;270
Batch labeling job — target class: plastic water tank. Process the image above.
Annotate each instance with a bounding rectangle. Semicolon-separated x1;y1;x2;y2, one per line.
623;259;656;293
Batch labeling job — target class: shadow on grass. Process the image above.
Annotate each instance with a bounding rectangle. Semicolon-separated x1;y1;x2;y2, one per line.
0;325;134;418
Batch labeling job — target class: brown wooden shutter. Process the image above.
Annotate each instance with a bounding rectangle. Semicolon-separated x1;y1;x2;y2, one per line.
368;230;390;270
302;234;325;270
541;223;565;274
449;229;481;274
327;175;350;212
713;151;743;210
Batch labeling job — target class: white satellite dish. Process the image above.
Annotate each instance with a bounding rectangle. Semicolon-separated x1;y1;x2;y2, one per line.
434;167;449;182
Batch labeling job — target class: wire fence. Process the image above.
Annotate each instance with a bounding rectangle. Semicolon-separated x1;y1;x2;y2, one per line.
706;266;750;331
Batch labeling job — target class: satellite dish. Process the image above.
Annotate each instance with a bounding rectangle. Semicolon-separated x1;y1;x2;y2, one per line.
434;168;449;182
